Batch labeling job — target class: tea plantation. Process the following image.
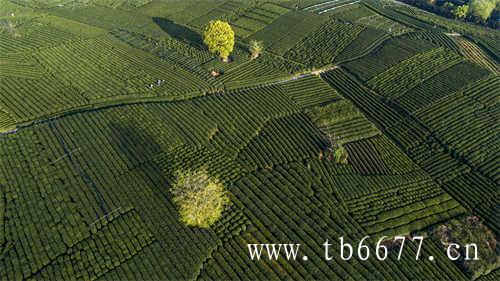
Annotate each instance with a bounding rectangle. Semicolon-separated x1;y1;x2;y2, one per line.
0;0;498;280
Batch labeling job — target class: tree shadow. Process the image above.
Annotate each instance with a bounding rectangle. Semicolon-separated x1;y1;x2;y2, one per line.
108;122;178;199
107;122;219;277
109;123;162;167
152;17;204;48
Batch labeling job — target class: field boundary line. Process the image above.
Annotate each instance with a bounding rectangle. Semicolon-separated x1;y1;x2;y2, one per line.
319;1;361;14
7;64;341;134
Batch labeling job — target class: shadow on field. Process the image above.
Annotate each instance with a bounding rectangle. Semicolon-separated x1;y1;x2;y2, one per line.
152;17;204;48
109;123;162;167
108;122;176;197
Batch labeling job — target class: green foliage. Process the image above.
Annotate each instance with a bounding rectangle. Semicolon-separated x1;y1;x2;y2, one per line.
432;216;499;279
453;4;469;19
333;144;348;164
170;168;230;228
469;0;498;21
249;40;264;59
0;20;20;38
203;20;235;61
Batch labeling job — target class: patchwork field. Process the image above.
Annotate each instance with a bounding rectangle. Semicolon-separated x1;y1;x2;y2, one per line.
0;0;498;280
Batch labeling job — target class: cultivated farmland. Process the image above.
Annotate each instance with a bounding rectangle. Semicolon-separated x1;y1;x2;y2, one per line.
0;0;498;280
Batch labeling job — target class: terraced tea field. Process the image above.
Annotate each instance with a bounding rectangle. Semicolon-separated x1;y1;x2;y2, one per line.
0;0;498;280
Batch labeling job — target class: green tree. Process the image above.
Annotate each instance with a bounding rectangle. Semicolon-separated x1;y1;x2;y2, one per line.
170;168;230;228
0;20;20;38
432;216;499;279
325;132;349;164
249;40;264;60
203;20;235;62
469;0;498;21
333;144;348;165
453;4;469;19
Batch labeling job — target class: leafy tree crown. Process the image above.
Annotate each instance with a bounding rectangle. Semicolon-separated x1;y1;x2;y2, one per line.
249;40;264;59
203;20;235;60
170;168;230;228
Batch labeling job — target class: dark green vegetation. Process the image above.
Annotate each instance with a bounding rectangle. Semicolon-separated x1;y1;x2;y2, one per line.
0;0;498;280
398;0;500;28
432;216;499;279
